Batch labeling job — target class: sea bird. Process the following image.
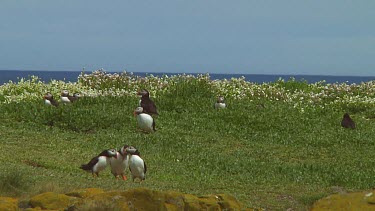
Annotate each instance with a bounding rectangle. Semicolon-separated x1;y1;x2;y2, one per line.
80;149;117;177
137;89;158;115
61;90;81;103
341;113;356;129
214;96;226;109
134;107;156;132
70;93;81;102
110;145;131;180
126;146;147;182
43;93;59;107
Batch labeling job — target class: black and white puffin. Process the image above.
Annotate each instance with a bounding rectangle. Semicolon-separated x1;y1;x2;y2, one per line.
61;90;81;103
341;113;356;129
126;146;147;182
134;107;156;132
214;96;226;109
80;149;117;177
70;93;81;102
43;93;59;107
109;145;130;180
138;89;158;115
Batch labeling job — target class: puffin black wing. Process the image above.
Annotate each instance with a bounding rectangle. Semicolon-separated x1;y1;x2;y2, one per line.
144;161;147;174
98;149;112;157
141;99;158;115
68;95;81;103
50;99;59;107
80;156;99;171
341;113;356;129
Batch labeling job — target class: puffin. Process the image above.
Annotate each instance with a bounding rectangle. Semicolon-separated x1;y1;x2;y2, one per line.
138;89;158;115
80;149;117;177
341;113;356;129
109;144;130;180
134;107;156;132
126;146;147;182
43;93;59;107
70;93;81;102
61;90;81;103
214;96;226;109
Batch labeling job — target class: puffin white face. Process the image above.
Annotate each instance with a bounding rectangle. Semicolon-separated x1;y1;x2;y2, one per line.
126;146;138;154
61;90;69;96
107;149;117;158
44;93;53;99
73;93;81;98
217;96;225;103
134;107;144;115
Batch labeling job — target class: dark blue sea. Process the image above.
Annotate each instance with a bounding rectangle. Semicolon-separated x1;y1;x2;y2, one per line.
0;70;374;85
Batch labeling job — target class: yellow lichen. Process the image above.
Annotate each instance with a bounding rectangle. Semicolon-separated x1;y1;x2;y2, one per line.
0;197;18;211
29;192;78;210
311;191;375;210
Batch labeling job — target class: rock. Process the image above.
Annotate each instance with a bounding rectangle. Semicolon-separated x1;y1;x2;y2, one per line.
163;191;185;209
0;197;18;211
24;208;58;211
75;188;168;210
0;187;246;210
311;190;375;210
72;188;245;211
215;194;243;210
65;188;105;198
29;192;78;210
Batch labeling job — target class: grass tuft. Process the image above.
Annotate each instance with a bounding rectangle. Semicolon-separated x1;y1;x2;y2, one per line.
0;167;31;196
72;200;122;211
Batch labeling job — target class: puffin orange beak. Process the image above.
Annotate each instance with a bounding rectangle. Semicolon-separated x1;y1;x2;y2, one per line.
43;96;46;99
114;154;118;159
133;111;137;117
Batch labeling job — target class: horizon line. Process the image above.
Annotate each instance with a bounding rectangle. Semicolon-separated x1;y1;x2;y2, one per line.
0;69;374;78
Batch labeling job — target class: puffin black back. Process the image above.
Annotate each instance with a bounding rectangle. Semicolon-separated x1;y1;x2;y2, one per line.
341;113;356;129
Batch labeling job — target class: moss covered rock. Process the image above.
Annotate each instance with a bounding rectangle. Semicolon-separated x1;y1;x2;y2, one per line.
66;188;105;198
24;208;59;211
29;192;78;210
215;193;243;210
311;190;375;210
74;188;168;210
0;187;245;210
0;197;18;211
71;188;244;211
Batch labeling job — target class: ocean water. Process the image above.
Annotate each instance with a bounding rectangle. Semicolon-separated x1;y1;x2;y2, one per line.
0;70;374;85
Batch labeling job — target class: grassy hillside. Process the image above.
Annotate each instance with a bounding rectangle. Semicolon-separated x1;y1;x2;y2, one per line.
1;71;375;210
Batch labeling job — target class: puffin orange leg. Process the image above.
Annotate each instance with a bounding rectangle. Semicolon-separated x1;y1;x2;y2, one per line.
122;174;127;181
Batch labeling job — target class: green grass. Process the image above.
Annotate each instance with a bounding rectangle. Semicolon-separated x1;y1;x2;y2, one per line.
1;88;375;210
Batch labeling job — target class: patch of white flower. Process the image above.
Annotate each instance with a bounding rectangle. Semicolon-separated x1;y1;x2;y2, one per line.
1;69;375;112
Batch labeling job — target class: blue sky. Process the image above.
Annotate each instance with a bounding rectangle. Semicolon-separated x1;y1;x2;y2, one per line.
1;1;374;76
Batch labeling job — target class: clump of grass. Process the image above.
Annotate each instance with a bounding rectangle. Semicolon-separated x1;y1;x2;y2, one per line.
273;77;313;94
0;167;31;196
158;74;213;112
32;182;65;195
1;95;138;133
71;200;122;211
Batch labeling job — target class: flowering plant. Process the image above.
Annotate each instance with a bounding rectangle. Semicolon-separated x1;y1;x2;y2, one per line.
1;69;374;112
